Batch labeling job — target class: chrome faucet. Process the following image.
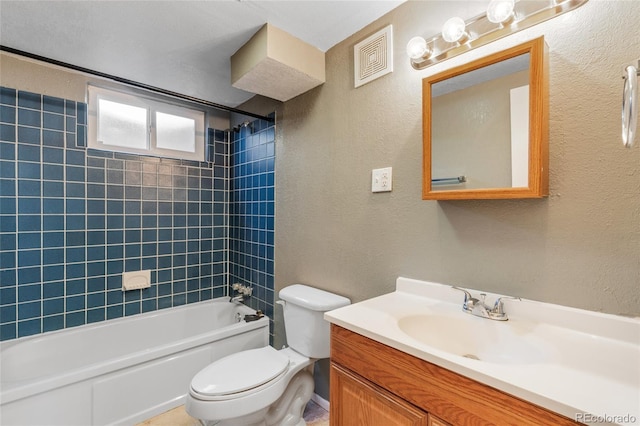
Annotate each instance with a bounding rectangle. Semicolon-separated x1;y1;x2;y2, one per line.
451;286;520;321
230;283;253;304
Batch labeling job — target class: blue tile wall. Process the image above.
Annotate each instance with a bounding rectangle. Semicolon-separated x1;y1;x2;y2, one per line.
229;117;276;335
0;87;231;341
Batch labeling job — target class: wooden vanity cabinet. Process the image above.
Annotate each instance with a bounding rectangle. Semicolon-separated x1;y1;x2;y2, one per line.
330;325;580;426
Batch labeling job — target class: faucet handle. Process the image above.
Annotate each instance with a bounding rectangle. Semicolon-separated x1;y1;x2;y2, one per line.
492;296;521;315
451;286;472;303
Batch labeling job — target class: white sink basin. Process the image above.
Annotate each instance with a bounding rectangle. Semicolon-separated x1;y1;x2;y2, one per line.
325;277;640;426
397;312;555;364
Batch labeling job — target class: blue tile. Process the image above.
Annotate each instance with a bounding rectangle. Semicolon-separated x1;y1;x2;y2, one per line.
66;295;85;311
66;247;85;264
1;88;17;106
65;311;85;327
42;248;64;265
18;232;41;249
18;161;40;179
87;231;105;246
43;264;64;282
66;231;85;247
1;105;15;124
77;103;87;125
42;199;64;215
17;215;40;232
17;179;40;197
17;91;41;110
0;251;15;268
42;164;64;181
17;144;40;162
106;259;123;275
43;314;64;332
65;215;85;231
87;276;105;292
43;281;64;298
42;183;64;201
18;109;41;127
86;261;104;277
18;284;41;302
87;308;105;324
66;182;85;198
87;184;105;199
42;215;64;232
0;305;16;323
18;250;41;267
0;124;15;142
42;130;64;147
17;301;41;320
87;200;105;214
65;149;85;165
106;275;122;290
66;166;85;182
87;246;105;261
87;292;104;309
87;168;105;183
0;144;15;163
43;96;65;114
65;200;84;215
0;161;16;179
65;100;76;116
106;305;123;319
1;323;17;340
66;278;85;295
42;232;64;248
17;318;41;338
66;116;76;132
42;147;64;165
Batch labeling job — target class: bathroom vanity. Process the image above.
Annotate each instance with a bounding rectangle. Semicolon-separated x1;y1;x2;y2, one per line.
325;278;640;426
330;325;575;425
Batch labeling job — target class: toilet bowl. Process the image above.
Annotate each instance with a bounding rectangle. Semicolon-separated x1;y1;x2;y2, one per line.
186;284;350;426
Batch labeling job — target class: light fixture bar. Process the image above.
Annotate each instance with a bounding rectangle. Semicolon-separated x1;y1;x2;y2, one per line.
410;0;588;70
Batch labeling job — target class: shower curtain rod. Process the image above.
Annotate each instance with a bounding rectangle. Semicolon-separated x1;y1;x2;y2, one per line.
0;45;274;123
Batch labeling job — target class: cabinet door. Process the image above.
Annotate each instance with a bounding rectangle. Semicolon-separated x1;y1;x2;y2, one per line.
331;363;429;426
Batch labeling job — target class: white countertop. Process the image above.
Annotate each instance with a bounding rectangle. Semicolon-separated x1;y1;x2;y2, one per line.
325;277;640;426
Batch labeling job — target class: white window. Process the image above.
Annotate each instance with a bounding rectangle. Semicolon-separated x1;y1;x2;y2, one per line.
88;86;205;162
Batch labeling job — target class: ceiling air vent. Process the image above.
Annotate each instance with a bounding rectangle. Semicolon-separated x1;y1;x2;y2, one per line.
354;24;393;88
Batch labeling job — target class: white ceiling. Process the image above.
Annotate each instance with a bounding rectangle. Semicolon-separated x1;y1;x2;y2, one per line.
0;0;405;107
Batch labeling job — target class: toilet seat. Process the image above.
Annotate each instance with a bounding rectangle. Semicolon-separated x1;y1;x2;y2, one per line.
190;346;289;401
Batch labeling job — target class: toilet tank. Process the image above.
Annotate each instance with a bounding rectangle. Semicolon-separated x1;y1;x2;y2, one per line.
279;284;350;358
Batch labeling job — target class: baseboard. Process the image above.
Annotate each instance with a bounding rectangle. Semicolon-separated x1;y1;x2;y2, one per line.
310;393;330;411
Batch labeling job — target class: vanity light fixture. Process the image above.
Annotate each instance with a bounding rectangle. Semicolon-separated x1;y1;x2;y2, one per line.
408;0;589;70
441;17;468;43
486;0;515;24
406;36;430;60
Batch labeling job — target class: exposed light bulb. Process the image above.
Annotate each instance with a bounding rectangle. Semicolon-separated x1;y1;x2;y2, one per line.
487;0;515;24
441;17;467;43
406;36;431;60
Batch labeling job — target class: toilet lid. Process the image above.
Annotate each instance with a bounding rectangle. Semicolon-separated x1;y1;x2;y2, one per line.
191;346;289;397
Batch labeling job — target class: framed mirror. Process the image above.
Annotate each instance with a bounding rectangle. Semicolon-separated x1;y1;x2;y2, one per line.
423;37;548;200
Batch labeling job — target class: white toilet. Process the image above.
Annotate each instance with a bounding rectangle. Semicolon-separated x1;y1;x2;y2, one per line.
186;284;350;426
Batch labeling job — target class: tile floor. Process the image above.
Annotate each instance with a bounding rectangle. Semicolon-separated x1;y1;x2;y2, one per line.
136;400;330;426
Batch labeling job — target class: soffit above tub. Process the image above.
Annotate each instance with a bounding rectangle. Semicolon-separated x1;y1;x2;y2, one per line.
0;1;405;108
231;24;325;102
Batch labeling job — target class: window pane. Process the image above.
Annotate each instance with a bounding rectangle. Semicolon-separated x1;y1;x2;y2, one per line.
156;112;196;153
98;99;147;149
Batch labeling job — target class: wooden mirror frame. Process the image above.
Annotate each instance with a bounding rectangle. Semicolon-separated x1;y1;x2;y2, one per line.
422;37;548;200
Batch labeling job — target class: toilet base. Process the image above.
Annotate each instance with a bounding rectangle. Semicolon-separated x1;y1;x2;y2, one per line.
194;368;314;426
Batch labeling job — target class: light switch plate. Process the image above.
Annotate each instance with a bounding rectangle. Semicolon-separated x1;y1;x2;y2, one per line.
372;167;393;192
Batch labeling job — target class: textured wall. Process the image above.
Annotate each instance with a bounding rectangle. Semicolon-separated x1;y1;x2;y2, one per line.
274;0;639;316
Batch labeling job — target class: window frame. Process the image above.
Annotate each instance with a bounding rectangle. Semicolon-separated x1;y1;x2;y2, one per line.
88;85;206;162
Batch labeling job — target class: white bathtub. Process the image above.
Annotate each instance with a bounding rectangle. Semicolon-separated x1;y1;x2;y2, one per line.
0;298;269;426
